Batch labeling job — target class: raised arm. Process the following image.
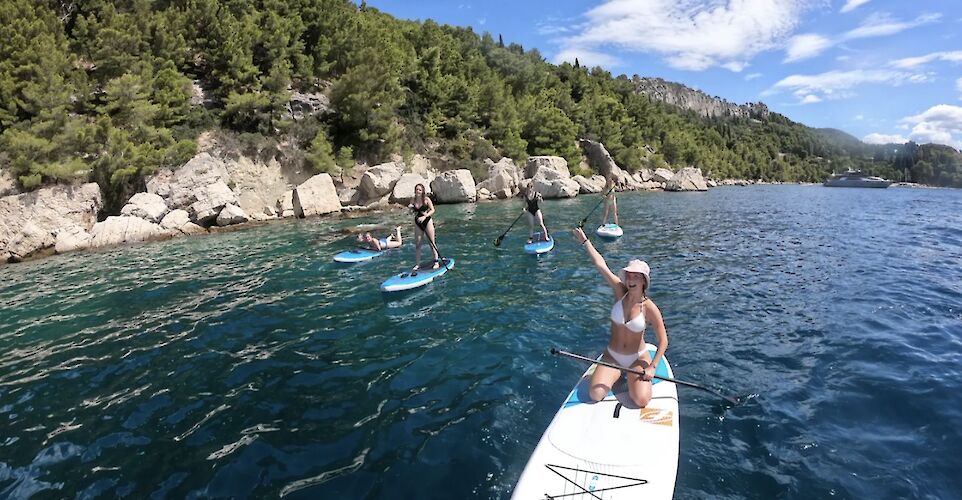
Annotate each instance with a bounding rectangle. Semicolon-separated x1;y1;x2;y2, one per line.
571;228;624;294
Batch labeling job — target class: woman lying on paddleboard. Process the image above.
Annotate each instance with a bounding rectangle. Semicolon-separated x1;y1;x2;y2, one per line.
356;226;403;251
572;227;669;408
523;183;550;243
410;183;440;270
601;176;618;226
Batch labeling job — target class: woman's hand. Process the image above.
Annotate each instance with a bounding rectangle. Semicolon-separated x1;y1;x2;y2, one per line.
639;362;654;381
416;215;425;224
571;227;588;245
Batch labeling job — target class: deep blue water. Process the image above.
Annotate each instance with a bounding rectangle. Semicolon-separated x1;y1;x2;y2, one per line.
1;185;961;499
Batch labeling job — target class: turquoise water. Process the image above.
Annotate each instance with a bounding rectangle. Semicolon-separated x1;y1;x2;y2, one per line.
2;186;961;499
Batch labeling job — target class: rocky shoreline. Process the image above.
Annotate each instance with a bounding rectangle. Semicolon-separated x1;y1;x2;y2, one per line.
2;136;728;266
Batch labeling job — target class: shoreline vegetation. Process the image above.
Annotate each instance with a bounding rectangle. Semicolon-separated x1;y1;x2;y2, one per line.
2;0;960;264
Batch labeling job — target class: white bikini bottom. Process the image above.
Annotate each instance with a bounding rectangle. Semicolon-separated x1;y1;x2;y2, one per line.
607;347;644;368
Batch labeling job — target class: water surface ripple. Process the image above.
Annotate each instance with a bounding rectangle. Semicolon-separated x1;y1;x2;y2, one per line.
1;186;961;499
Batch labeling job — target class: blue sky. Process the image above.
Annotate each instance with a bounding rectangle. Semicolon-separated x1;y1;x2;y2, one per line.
362;0;962;150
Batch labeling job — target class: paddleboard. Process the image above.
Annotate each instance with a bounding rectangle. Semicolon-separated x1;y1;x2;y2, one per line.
333;239;390;263
380;258;455;292
524;236;554;254
511;343;679;500
596;223;624;239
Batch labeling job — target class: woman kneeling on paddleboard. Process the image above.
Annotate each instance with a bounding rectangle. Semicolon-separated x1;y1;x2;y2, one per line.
357;226;403;251
572;227;668;408
410;184;440;270
523;183;550;243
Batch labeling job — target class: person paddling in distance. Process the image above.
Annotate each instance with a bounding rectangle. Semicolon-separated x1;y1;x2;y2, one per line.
601;176;619;226
409;183;440;270
571;227;668;408
523;183;550;244
356;226;403;251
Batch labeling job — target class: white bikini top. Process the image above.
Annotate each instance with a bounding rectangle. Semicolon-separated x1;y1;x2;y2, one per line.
610;294;646;333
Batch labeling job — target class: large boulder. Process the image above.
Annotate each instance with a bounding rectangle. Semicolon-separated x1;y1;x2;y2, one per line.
54;226;92;254
160;209;191;231
216;204;250;226
284;91;331;121
358;162;405;202
188;181;238;224
524;156;569;179
277;191;295;218
651;168;674;183
391;174;432;204
1;183;102;262
533;177;580;199
147;152;230;209
89;216;165;249
477;158;521;199
665;167;709;191
572;175;605;194
293;173;341;217
431;169;477;203
579;139;619;179
120;192;169;223
223;153;312;218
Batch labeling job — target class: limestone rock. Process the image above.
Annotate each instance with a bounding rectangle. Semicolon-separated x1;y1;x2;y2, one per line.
285;91;331;121
525;156;569;179
632;76;770;119
478;158;521;199
337;187;359;206
179;222;207;235
651;168;674;183
216;204;250;226
278;191;295;218
147;152;231;209
160;209;190;231
431;169;477;203
358;162;405;202
55;226;91;254
1;183;102;261
665;167;709;192
188;181;238;224
223;154;312;220
534;177;580;199
572;175;605;194
0;168;18;197
89;216;165;249
391;173;432;205
120;192;169;223
293;174;341;217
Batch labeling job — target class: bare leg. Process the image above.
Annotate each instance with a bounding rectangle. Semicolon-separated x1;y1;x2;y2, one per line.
413;227;423;270
425;220;439;267
602;199;610;225
536;211;549;240
627;353;654;407
524;212;534;243
613;196;619;226
589;352;623;402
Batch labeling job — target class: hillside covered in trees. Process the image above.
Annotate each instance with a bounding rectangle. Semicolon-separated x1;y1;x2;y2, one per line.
2;0;960;213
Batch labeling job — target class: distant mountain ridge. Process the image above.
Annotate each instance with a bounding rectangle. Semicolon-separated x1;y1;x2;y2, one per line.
631;76;770;119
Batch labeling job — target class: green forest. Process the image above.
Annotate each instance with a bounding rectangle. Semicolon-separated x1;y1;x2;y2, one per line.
2;0;960;213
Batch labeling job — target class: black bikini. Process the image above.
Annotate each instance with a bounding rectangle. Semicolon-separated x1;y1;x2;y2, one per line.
413;202;431;230
526;195;540;215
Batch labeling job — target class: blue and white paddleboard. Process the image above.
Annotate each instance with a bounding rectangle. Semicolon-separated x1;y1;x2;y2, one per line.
512;343;679;500
524;236;554;254
333;239;390;263
380;258;456;292
596;223;624;239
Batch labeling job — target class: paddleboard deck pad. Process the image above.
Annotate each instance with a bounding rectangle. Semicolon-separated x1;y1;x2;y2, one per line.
380;258;455;292
511;343;679;499
596;224;624;239
524;236;555;254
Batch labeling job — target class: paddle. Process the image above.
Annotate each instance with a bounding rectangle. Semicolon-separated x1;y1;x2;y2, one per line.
494;210;525;247
578;185;616;229
412;219;455;275
550;348;744;406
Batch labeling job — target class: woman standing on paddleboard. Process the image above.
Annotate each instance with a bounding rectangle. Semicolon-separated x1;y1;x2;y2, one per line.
523;183;550;243
410;184;440;270
601;176;618;226
571;227;668;407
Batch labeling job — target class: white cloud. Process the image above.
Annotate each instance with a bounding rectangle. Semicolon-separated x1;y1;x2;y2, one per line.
552;48;623;68
745;72;763;80
557;0;815;72
854;114;864;120
783;13;941;63
770;69;929;103
901;104;962;149
890;50;962;69
863;133;908;144
785;34;833;62
799;94;822;104
840;0;871;13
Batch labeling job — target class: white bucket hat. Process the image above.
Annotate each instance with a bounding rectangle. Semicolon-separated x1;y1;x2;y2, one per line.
619;259;650;285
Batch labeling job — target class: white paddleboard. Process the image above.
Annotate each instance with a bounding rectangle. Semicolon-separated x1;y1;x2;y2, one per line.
596;224;624;239
512;343;679;499
380;258;455;292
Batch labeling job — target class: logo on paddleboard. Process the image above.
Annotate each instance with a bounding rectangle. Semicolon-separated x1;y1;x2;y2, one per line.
639;408;674;426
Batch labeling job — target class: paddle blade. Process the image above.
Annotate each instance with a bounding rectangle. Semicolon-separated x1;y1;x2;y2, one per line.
494;235;504;246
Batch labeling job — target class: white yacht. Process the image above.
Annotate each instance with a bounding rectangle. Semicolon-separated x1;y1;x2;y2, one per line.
824;169;892;188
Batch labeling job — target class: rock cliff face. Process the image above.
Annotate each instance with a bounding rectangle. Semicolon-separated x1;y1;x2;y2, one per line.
0;183;102;262
632;76;769;119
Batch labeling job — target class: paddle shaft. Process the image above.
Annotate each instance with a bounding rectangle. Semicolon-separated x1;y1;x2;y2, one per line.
414;217;453;272
551;348;740;405
578;186;616;228
495;210;526;246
